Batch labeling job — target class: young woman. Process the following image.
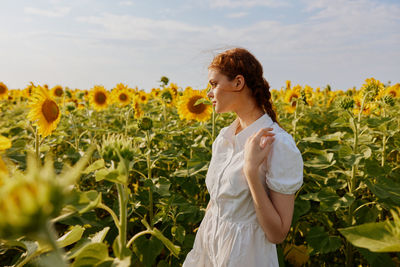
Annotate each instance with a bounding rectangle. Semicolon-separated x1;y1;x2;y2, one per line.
182;48;303;267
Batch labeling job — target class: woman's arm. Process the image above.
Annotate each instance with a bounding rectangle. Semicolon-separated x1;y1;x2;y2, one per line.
243;127;294;244
245;169;294;244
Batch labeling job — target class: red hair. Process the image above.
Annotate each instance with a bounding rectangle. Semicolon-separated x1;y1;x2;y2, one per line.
208;48;278;124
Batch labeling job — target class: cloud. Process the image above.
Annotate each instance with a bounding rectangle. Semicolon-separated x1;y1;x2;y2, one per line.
209;0;290;8
225;12;248;18
24;6;71;18
76;13;208;41
118;1;134;6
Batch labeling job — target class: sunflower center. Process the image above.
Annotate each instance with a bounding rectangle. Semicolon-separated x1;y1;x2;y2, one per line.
41;99;60;123
389;90;396;97
0;85;6;94
95;92;107;105
188;95;206;114
141;96;146;101
119;93;128;101
55;88;63;97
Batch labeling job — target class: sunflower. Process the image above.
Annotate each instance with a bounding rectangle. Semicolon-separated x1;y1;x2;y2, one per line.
0;136;11;151
0;82;8;100
112;86;132;107
151;88;161;100
160;87;177;107
284;86;301;113
137;91;149;104
353;93;375;116
177;88;212;122
51;85;63;98
0;136;11;174
89;85;109;111
285;80;291;90
132;98;143;119
27;86;61;138
385;84;400;98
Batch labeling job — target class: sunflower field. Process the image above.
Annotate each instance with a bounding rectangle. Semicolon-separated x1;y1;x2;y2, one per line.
0;78;400;266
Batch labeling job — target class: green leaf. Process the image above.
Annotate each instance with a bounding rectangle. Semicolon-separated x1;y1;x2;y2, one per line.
152;227;181;257
171;225;186;244
154;177;171;197
300;188;354;212
56;225;85;248
83;159;105;174
306;226;342;255
68;227;110;260
292;198;311;223
339;221;400;252
304;152;336;169
365;179;400;205
71;243;109;267
131;235;164;267
356;247;395;267
96;169;127;184
68;190;102;214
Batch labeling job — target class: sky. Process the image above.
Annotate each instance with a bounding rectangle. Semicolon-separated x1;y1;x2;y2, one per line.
1;0;399;91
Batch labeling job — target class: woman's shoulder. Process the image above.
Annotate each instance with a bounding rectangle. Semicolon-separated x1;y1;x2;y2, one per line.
270;123;299;154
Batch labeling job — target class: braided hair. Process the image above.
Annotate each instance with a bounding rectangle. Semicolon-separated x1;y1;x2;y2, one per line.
208;47;279;124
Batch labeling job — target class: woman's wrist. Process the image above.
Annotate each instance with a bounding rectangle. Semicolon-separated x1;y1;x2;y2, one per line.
243;165;258;178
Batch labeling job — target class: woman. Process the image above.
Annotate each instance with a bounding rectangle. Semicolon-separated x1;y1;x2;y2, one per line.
183;48;303;267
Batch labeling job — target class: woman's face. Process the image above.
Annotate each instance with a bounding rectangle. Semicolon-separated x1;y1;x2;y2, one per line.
207;69;239;113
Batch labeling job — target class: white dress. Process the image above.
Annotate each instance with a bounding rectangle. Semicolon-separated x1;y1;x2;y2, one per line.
182;113;303;267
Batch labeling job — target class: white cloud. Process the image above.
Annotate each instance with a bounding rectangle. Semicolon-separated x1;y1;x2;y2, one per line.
118;1;134;6
24;6;71;18
226;12;248;18
210;0;290;8
76;13;208;41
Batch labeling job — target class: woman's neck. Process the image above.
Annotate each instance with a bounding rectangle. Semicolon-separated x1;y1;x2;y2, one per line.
235;107;265;135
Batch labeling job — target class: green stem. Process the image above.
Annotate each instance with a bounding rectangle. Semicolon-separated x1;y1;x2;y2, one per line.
43;222;68;267
211;106;216;142
98;203;120;227
381;107;386;167
293;100;298;141
117;184;128;255
145;130;154;228
126;230;153;248
35;127;40;161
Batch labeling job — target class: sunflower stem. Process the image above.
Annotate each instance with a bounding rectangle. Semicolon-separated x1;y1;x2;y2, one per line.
211;106;216;142
145;130;154;228
35;127;40;161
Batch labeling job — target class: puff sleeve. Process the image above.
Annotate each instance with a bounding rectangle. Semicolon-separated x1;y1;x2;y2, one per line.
265;132;303;195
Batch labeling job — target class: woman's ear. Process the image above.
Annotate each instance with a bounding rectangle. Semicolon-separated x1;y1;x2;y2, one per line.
235;75;245;89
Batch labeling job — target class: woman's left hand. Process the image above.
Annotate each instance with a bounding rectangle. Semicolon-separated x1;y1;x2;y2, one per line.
243;128;275;177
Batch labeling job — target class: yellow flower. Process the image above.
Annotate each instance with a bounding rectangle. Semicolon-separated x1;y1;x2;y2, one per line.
137;91;149;104
151;88;161;100
0;136;11;174
112;84;132;107
27;86;61;138
51;85;64;98
285;80;291;90
360;77;384;101
284;85;301;113
160;87;176;107
0;136;11;151
132;98;143;119
353;93;375;116
385;84;400;98
0;82;8;100
177;88;212;122
89;85;109;111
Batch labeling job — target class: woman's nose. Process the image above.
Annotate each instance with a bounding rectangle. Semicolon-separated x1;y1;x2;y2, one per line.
207;89;213;99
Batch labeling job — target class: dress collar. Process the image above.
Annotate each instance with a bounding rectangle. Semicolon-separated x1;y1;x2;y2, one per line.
222;113;274;150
